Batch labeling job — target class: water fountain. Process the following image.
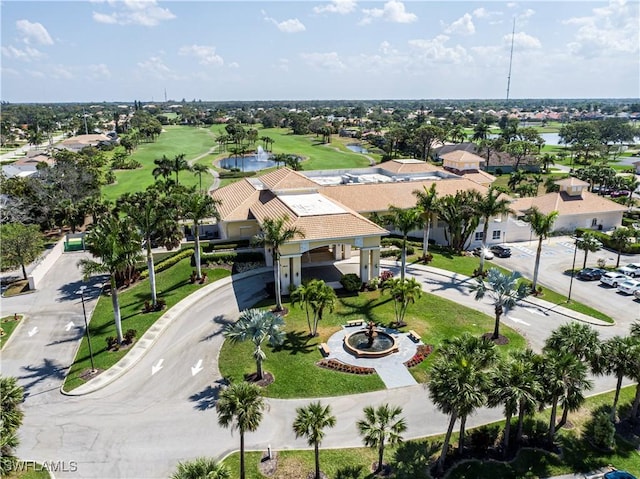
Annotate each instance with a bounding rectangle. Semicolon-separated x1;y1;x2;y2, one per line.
218;145;278;172
343;321;398;358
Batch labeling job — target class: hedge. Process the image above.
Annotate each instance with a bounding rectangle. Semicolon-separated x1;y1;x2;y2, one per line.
198;251;264;265
202;239;251;253
217;170;256;179
139;248;195;280
575;228;639;254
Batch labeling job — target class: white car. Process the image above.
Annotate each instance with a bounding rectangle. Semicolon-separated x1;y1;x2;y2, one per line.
618;263;640;278
617;279;640;295
634;289;640;300
600;271;630;288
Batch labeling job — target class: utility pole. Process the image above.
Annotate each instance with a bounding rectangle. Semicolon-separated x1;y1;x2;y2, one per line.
506;17;516;101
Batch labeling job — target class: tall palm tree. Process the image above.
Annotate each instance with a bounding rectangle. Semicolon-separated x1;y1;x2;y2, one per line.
152;155;173;181
216;382;265;479
252;216;304;312
428;333;497;474
117;190;182;308
386;205;422;281
470;268;529;341
172;153;192;184
437;190;482;253
544;322;600;364
525;207;559;293
575;232;602;269
0;376;24;476
610;227;633;267
356;404;406;474
413;183;439;259
224;309;285;381
306;279;337;337
179;190;221;280
290;282;313;335
511;349;544;444
475;188;511;274
592;335;639;421
292;402;336;479
78;213;142;343
171;457;230;479
629;322;640;420
191;163;209;192
380;277;422;327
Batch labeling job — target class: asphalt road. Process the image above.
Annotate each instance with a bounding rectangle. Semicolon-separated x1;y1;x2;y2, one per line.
2;251;635;478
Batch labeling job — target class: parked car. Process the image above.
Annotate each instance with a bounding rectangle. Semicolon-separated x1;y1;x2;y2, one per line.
617;279;640;295
577;268;606;281
604;470;638;479
610;189;631;198
618;262;640;278
600;271;630;287
472;247;494;260
634;289;640;300
489;245;512;258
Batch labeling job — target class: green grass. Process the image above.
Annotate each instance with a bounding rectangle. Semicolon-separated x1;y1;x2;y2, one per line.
0;314;22;348
219;289;527;397
2;462;53;479
2;280;31;297
102;125;216;201
220;386;640;479
63;259;230;391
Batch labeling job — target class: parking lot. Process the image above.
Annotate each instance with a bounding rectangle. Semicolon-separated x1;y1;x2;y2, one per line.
492;236;640;325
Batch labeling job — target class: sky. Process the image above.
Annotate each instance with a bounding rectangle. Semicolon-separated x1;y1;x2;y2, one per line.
1;0;639;103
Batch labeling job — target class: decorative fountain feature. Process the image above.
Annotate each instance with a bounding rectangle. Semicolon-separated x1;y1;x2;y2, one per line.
218;146;278;172
344;321;398;358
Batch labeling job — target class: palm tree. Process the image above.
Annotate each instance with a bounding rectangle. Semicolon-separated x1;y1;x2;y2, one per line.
0;376;24;476
610;227;633;267
180;190;221;280
381;277;422;327
472;121;490;142
117;190;182;308
356;404;406;474
413;183;439;259
544;322;600;364
252;216;304;312
191;163;209;192
628;322;640;420
386;205;422;281
540;153;555;173
152;155;173;181
306;279;337;337
511;349;544;444
488;352;542;456
575;232;602;269
53;198;85;233
171;457;230;479
592;335;639;421
78;213;142;343
216;382;265;479
290;282;313;335
428;334;497;474
224;309;285;381
475;188;511;274
470;268;529;341
525;207;559;293
292;402;336;479
171;153;192;184
436;190;482;253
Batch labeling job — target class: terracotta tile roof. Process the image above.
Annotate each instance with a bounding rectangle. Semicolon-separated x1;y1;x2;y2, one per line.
440;150;486;164
320;178;490;213
258;168;319;191
210;178;261;220
555;177;589;188
511;191;627;216
378;159;441;174
459;170;496;186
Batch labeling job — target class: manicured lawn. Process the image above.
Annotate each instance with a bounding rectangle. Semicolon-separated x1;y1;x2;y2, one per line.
220;386;640;479
0;314;22;349
102;125;216;201
2;462;52;479
218;289;527;397
63;259;230;391
2;280;31;297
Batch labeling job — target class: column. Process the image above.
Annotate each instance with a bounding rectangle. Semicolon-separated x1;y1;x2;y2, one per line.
333;244;342;260
342;244;351;260
371;248;380;279
291;255;302;288
280;257;291;294
359;248;370;282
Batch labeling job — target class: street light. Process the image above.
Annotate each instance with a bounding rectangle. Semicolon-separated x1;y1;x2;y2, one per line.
77;286;96;373
567;236;579;303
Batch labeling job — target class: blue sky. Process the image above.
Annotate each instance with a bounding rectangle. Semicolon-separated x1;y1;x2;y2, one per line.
1;0;639;103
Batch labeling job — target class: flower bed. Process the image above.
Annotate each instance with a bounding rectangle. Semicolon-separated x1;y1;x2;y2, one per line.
317;359;376;375
404;344;434;368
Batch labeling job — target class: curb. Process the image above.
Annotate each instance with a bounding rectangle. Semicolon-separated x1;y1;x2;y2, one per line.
61;267;272;396
1;314;27;351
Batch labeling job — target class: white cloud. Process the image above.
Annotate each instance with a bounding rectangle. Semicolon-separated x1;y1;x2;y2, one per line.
50;65;73;80
506;31;542;49
0;67;20;77
360;1;417;25
517;9;535;21
88;63;112;79
473;7;502;21
263;12;306;33
408;35;470;64
228;62;240;69
444;13;475;35
16;20;53;45
136;56;182;80
313;0;357;15
300;52;345;71
1;45;44;62
563;0;639;57
92;0;175;26
179;45;224;66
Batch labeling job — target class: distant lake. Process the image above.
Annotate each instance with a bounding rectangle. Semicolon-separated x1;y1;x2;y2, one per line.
346;144;368;154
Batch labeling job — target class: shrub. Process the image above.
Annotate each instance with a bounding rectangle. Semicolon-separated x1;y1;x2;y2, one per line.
340;273;362;292
367;277;379;291
199;251;264;265
106;336;118;350
584;411;615;450
139;249;195;280
379;270;394;285
124;329;137;344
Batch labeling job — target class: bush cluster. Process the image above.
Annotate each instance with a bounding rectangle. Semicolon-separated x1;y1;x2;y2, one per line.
575;227;640;254
218;170;256;179
201;239;250;253
404;344;434;368
317;359;375;375
198;251;264;265
339;273;362;292
139;249;195;280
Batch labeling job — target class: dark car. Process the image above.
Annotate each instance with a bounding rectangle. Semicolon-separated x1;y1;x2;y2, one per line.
577;267;606;281
489;245;512;258
604;471;638;479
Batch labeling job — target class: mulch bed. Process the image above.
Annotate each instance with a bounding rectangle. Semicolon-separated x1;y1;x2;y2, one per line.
258;451;278;477
482;332;510;345
369;463;394;477
245;371;275;387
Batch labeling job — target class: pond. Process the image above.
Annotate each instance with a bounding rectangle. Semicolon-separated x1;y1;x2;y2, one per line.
346;144;368;154
218;146;277;172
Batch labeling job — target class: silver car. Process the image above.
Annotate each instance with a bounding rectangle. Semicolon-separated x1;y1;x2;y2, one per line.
617;279;640;295
618;263;640;278
600;271;630;288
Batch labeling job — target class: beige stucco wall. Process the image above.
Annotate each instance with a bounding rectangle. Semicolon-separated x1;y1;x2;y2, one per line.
222;220;260;240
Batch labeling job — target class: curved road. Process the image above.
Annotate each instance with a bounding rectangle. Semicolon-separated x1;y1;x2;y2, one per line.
2;254;632;479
